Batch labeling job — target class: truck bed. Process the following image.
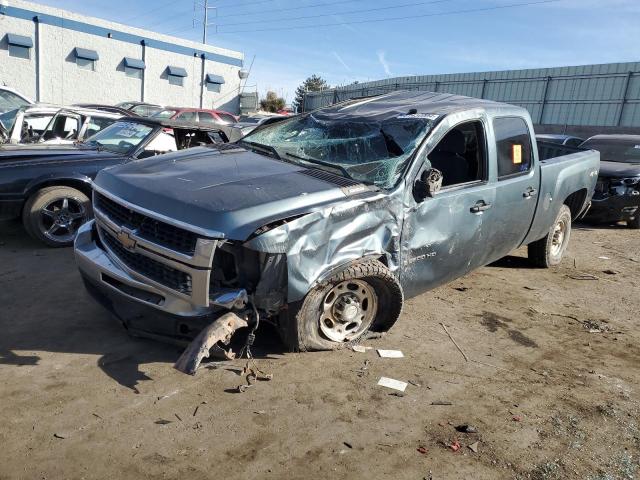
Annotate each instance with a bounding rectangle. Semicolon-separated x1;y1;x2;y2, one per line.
523;142;600;245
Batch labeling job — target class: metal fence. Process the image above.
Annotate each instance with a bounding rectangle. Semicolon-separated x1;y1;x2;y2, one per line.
303;62;640;127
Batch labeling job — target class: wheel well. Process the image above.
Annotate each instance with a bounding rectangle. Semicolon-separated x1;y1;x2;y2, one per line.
564;189;588;220
23;180;92;213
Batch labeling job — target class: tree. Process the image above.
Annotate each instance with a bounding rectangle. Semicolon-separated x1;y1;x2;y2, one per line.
292;75;329;112
260;91;286;113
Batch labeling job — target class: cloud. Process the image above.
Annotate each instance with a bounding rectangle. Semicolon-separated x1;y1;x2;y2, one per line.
332;51;351;72
377;50;392;77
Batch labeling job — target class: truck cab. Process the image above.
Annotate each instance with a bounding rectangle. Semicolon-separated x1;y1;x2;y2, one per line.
74;91;600;351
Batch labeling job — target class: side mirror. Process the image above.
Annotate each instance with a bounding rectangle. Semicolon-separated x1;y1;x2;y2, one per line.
413;168;443;201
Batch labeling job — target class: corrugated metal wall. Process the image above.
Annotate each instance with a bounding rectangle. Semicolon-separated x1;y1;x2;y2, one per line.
303;62;640;127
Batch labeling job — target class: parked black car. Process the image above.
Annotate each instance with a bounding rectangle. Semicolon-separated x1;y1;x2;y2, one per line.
580;135;640;228
535;134;585;147
0;117;238;246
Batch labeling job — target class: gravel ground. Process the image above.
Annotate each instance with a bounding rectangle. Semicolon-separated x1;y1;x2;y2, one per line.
0;219;639;480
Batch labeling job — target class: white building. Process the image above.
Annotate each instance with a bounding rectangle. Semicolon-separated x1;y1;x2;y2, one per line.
0;0;244;112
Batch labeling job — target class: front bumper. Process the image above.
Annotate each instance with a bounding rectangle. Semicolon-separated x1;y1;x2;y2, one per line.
74;220;234;343
585;192;640;224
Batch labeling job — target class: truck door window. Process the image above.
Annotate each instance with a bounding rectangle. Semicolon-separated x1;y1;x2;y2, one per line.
494;117;532;179
428;121;487;187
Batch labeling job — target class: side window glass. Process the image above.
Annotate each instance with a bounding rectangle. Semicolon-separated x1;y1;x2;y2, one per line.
177;111;197;122
427;120;487;187
494;117;532;179
198;112;215;124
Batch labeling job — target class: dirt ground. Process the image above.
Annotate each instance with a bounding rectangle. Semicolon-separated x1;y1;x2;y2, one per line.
0;219;639;480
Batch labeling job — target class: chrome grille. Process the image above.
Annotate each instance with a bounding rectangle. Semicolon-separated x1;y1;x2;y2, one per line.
100;227;193;296
95;193;198;255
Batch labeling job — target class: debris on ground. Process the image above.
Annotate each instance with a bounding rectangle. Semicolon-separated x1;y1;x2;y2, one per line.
53;433;66;439
431;401;453;406
598;256;611;260
174;413;182;422
237;361;273;393
583;320;610;333
417;446;428;454
356;360;370;377
388;392;405;397
567;273;599;281
512;415;522;422
468;441;479;453
377;349;404;358
154;419;172;425
377;377;408;392
449;440;461;452
343;442;353;449
602;269;618;275
408;380;421;387
352;345;368;353
455;424;478;433
454;286;470;292
174;313;248;375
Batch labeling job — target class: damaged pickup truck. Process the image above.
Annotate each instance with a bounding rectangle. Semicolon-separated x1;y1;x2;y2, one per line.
74;91;600;354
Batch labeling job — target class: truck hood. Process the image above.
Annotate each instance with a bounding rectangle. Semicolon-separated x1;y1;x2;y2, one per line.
599;161;640;178
94;146;365;240
0;144;122;168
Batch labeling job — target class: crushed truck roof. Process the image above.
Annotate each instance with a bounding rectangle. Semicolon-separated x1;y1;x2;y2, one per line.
312;90;524;123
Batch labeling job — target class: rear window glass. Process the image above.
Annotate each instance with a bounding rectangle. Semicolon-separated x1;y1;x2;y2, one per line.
494;117;532;179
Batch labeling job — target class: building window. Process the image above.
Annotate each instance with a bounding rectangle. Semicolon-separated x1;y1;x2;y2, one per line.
168;74;184;86
9;44;30;59
166;66;187;87
123;57;145;79
6;34;33;60
77;57;96;71
125;66;143;79
205;73;225;93
74;48;99;72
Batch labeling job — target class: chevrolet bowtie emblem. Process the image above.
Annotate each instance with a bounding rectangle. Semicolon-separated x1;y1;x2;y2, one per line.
116;228;136;251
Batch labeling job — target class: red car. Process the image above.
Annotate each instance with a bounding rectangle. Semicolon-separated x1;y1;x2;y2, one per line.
153;107;238;125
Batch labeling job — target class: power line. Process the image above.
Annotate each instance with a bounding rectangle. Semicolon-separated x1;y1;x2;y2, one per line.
217;0;562;34
209;0;278;9
217;0;454;28
120;0;176;25
215;0;369;19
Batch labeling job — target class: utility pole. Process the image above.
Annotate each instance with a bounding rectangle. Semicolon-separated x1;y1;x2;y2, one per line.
194;0;216;44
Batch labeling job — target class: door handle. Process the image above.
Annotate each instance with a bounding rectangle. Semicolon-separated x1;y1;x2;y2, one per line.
523;187;538;198
470;200;492;214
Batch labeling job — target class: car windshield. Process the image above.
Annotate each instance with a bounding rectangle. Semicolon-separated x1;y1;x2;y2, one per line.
83;121;154;154
581;139;640;163
154;109;178;119
238;115;261;124
0;108;19;132
0;90;30;113
241;113;436;188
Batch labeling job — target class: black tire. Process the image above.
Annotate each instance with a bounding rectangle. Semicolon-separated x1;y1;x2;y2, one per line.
627;212;640;229
528;204;572;268
22;186;92;247
280;259;404;352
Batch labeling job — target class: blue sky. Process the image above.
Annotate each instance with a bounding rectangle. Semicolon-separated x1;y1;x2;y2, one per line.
35;0;640;103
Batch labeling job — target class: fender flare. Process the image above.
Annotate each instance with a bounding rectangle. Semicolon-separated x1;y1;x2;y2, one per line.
23;173;93;199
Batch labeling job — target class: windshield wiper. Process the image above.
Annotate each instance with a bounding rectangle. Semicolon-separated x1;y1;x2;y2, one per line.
238;139;281;160
284;152;353;180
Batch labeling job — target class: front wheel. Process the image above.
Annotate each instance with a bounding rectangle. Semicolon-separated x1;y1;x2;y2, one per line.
627;212;640;229
281;260;404;351
528;204;572;268
22;186;92;247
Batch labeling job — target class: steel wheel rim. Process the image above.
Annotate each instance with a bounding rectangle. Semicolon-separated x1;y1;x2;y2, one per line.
550;219;566;256
319;279;378;343
38;196;87;243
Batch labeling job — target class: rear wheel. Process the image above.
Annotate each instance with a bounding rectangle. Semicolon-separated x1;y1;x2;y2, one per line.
281;259;403;351
528;204;572;268
22;186;92;247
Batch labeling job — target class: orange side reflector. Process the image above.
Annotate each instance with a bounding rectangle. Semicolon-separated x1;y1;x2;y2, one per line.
512;144;522;164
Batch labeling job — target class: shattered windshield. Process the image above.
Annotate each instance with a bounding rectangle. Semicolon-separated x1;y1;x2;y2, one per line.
241;113;436;188
83;121;154;154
